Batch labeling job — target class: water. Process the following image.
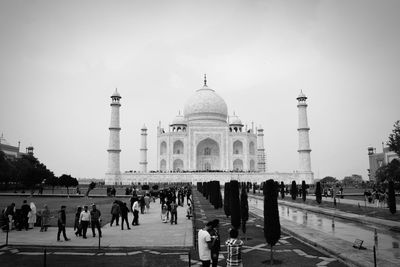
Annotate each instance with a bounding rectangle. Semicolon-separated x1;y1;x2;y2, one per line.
248;197;400;260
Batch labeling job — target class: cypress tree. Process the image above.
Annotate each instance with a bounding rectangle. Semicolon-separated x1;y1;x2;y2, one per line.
290;181;297;200
388;181;396;214
240;184;249;235
280;182;285;199
230;180;241;230
302;181;307;202
224;182;231;217
264;179;281;264
315;182;322;204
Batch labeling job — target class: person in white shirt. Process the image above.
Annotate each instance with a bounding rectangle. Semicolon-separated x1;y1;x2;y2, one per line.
132;198;140;226
198;221;213;267
79;205;91;239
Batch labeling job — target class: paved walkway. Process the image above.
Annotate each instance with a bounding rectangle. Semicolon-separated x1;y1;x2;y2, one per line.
0;203;192;248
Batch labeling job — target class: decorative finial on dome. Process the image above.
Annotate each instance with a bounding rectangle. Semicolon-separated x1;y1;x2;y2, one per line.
204;74;207;87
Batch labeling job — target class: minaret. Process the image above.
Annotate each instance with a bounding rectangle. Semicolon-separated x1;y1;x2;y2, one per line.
297;90;313;183
106;89;121;184
257;127;266;172
140;124;148;173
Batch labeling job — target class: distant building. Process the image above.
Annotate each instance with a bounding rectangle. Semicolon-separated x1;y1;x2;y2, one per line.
368;146;399;182
0;133;33;160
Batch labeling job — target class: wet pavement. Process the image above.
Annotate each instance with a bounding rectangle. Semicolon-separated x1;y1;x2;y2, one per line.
248;195;400;267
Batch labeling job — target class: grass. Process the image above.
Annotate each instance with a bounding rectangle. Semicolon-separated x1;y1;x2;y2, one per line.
0;196;132;227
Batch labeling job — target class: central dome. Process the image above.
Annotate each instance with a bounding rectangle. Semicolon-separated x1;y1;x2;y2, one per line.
183;85;228;123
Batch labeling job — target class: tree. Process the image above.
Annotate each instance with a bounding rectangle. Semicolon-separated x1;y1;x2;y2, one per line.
240;184;249;236
320;176;338;185
0;151;13;189
230;180;241;230
263;179;281;265
301;181;307;202
59;174;78;195
388;181;396;214
315;182;322;204
375;159;400;184
280;182;285;199
44;175;59;194
15;155;50;193
290;181;297;200
224;182;231;218
388;120;400;157
86;181;96;197
342;175;363;187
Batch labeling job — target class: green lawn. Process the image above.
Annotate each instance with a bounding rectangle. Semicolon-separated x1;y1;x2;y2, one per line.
0;196;131;227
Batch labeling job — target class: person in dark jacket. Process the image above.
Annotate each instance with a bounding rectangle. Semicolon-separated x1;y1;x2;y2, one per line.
20;200;31;231
110;201;120;226
74;206;82;236
90;204;102;238
57;205;70;241
120;202;130;230
208;219;221;267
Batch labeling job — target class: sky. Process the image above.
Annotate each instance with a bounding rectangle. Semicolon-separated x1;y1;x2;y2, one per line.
0;0;399;181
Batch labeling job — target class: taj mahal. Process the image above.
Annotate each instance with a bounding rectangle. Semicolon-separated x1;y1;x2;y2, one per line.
105;76;313;185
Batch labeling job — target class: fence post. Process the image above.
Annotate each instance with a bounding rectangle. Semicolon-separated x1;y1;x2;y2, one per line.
373;245;377;267
98;232;101;250
6;227;9;246
188;251;191;267
43;248;47;267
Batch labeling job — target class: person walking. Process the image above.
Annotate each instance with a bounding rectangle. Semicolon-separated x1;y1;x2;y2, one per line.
120;202;130;230
40;204;50;232
20;200;31;231
225;228;244;267
198;221;213;267
140;196;146;214
170;200;178;225
74;206;82;236
5;203;15;231
144;194;151;213
90;204;102;238
57;205;70;241
132;198;140;226
79;205;91;239
209;219;221;267
110;201;120;226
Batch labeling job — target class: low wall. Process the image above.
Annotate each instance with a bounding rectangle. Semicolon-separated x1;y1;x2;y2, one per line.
105;171;313;185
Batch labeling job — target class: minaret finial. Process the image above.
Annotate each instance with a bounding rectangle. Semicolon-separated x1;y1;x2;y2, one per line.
204;74;207;86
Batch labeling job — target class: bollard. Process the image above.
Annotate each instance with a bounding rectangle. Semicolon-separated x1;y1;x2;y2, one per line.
373;245;377;267
188;251;191;267
98;233;101;250
43;248;47;267
374;228;378;245
332;217;335;228
6;227;9;246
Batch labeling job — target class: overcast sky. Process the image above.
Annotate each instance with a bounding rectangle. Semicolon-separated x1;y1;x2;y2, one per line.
1;0;399;181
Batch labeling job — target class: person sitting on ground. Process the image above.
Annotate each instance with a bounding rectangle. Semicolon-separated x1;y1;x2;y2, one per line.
225;228;244;267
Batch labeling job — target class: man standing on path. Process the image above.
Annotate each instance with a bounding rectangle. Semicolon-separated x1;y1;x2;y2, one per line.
170;200;178;225
110;201;120;226
90;204;102;238
120;202;130;230
225;228;244;267
209;219;221;267
132;198;140;226
57;205;70;242
198;221;213;267
20;200;30;231
79;205;91;239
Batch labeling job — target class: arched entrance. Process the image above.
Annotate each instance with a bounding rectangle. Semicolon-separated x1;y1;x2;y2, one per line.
196;138;220;171
173;159;183;171
233;159;243;171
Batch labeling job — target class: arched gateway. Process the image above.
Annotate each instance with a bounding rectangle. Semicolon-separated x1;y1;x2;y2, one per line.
196;138;220;171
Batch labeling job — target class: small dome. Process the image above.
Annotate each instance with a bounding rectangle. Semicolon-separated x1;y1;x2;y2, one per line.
183;85;228;123
171;113;187;126
111;88;121;98
297;90;307;100
229;114;243;126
